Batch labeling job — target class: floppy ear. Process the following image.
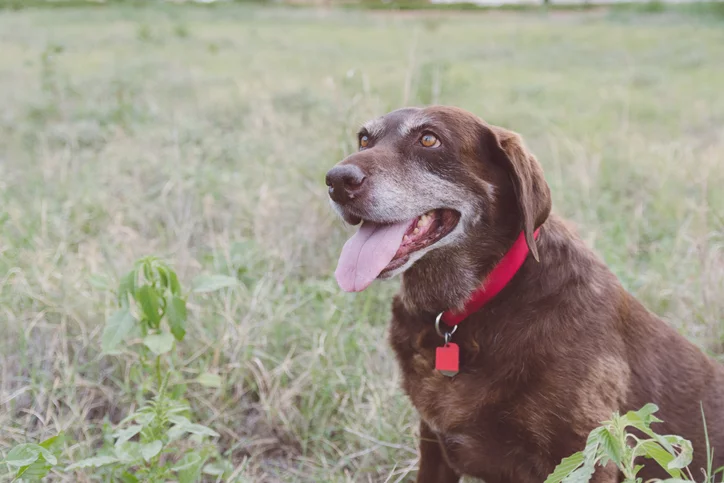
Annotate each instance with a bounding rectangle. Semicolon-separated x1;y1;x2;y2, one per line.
483;124;552;262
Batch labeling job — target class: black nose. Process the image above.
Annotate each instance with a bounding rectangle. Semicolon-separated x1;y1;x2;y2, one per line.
325;164;367;205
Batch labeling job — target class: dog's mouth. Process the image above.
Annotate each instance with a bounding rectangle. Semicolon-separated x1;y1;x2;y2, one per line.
335;208;460;292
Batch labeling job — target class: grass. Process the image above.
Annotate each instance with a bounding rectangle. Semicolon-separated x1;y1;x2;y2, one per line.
0;3;723;481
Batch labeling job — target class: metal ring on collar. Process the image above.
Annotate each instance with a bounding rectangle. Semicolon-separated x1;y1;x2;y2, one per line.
435;312;458;339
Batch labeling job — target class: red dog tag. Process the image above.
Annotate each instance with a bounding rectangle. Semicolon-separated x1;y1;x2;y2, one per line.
435;343;459;377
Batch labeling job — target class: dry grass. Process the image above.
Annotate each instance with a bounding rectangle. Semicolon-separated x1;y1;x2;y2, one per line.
0;4;723;481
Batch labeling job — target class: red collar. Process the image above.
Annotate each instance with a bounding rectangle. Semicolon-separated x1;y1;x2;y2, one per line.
441;229;540;327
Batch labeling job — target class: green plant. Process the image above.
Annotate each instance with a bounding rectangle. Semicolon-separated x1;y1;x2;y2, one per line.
173;22;190;38
546;404;700;483
66;257;236;481
39;43;63;98
136;22;153;43
102;256;188;386
66;375;225;482
0;434;64;482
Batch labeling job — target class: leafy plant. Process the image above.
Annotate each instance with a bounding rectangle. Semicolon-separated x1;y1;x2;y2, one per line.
65;257;238;481
39;43;63;99
0;434;64;482
66;375;222;482
545;404;695;483
102;256;188;385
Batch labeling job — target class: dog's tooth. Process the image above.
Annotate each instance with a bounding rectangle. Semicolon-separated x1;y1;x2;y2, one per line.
413;227;420;235
403;235;410;242
417;219;424;228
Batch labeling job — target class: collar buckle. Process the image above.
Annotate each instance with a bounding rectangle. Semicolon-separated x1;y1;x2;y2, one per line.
435;312;458;341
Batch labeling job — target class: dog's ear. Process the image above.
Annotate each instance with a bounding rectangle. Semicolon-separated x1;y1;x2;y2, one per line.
482;124;551;261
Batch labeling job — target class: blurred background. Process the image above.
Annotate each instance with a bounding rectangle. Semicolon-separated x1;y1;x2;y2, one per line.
0;0;723;481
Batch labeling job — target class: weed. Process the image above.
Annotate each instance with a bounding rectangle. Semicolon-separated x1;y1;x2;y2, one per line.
547;404;724;483
0;434;64;481
136;23;154;43
174;22;191;38
0;257;240;481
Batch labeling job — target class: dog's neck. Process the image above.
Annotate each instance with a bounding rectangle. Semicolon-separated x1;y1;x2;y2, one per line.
441;229;537;325
399;227;521;315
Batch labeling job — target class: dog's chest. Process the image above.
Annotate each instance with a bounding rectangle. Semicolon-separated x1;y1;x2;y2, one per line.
400;351;487;432
389;321;570;481
389;322;491;431
399;358;552;480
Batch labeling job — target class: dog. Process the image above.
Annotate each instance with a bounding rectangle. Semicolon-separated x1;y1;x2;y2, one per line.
325;106;724;482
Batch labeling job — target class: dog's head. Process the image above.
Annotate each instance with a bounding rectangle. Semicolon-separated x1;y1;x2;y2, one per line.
326;106;551;303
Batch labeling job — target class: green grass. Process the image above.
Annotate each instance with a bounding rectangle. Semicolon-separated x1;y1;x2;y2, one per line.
0;4;723;481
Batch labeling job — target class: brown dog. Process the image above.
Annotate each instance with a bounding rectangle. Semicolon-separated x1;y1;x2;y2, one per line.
326;106;724;482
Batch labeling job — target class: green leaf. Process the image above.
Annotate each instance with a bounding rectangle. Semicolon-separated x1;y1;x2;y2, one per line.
35;446;57;466
39;432;65;453
562;463;598;483
117;270;137;307
632;403;661;423
556;427;605;483
167;425;185;442
136;285;162;327
598;428;623;465
115;442;142;464
102;308;136;354
157;266;170;290
624;403;663;438
168;414;192;426
173;452;207;483
166;295;187;341
545;452;585;483
66;455;119;470
168;270;182;296
17;434;65;479
203;460;234;477
181;423;219;438
192;274;240;293
173;452;202;472
165;399;190;415
140;441;162;462
636;440;680;478
119;471;139;483
664;435;693;470
15;457;53;479
195;372;221;388
143;332;175;355
113;425;142;447
142;260;154;283
5;444;41;467
167;415;218;439
581;426;606;464
129;410;154;426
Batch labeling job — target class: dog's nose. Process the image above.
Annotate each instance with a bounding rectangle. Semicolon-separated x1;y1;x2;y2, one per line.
325;164;367;204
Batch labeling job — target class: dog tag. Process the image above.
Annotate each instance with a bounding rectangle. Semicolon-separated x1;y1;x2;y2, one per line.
435;343;459;377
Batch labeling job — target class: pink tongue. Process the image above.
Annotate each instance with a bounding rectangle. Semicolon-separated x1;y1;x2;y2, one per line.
335;220;411;292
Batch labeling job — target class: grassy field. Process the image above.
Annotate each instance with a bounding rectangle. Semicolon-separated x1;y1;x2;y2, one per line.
1;4;723;481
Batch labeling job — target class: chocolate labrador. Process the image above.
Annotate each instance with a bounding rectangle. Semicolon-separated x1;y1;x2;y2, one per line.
325;106;724;482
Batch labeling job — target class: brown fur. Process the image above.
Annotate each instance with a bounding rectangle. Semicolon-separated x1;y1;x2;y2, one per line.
327;106;724;482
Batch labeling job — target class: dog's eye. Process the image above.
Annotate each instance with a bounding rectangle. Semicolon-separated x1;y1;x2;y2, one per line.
420;134;440;148
359;135;369;149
